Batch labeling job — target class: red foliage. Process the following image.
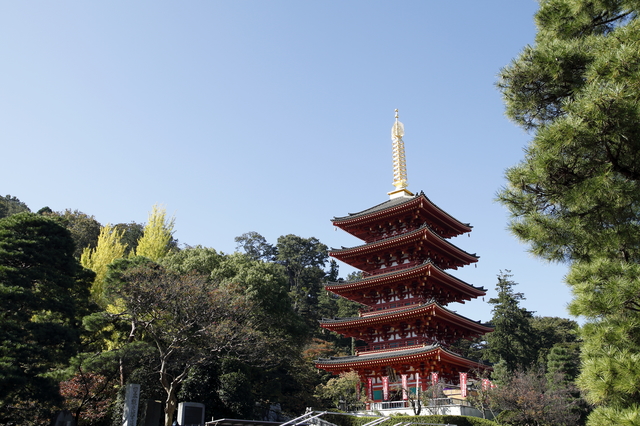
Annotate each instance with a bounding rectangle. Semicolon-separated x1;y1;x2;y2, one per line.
60;372;115;425
302;338;340;362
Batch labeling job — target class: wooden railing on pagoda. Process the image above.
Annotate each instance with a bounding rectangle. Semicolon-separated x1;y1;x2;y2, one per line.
354;338;449;354
362;260;422;277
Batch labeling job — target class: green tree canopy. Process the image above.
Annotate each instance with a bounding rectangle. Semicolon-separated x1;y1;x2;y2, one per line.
276;234;328;315
485;271;536;371
497;1;640;423
114;221;145;256
314;370;364;411
0;194;30;219
530;316;579;364
46;209;102;259
498;1;640;263
103;258;261;426
547;342;581;386
208;252;311;413
212;253;303;335
161;245;224;276
235;231;277;262
0;213;94;424
567;259;640;419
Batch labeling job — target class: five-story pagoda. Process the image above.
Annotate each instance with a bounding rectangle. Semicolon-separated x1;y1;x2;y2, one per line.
315;111;491;404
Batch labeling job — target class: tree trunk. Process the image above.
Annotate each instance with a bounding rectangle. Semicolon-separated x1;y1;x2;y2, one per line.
160;359;190;426
164;393;178;426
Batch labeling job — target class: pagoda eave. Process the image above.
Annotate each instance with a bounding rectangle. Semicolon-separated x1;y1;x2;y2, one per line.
315;345;490;377
332;192;472;239
329;225;478;272
325;261;486;304
319;302;493;336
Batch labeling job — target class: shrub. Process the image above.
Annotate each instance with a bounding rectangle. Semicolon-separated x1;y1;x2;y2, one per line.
321;414;496;426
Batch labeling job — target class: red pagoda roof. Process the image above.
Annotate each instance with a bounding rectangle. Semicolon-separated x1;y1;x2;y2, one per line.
319;301;493;337
332;192;472;240
325;260;486;306
329;223;478;273
314;344;490;376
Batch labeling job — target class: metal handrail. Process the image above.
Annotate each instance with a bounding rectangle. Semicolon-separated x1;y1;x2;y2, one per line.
361;416;389;426
279;411;327;426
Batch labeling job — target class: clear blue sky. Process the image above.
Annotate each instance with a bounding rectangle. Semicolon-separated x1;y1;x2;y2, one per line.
0;1;572;323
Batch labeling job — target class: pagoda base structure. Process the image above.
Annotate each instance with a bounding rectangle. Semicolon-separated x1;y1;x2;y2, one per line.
316;344;488;399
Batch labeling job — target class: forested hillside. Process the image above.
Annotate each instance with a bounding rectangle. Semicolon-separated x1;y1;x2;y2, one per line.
0;194;586;426
0;196;361;426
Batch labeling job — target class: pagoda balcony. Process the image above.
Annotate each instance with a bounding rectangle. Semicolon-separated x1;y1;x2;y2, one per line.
325;260;487;307
329;224;479;274
360;303;418;316
355;340;426;354
354;338;453;355
367;226;414;244
362;261;421;277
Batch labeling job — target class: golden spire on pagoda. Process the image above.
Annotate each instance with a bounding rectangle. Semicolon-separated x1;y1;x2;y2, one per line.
388;109;414;199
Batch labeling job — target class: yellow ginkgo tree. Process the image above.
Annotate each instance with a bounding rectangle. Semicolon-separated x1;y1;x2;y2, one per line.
135;204;176;261
80;224;127;303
